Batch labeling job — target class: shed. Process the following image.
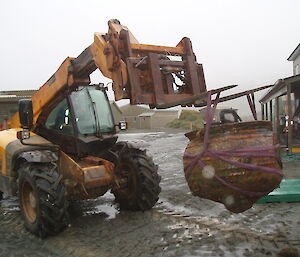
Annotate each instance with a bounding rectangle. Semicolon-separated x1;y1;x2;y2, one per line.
260;74;300;152
120;104;180;129
138;112;155;129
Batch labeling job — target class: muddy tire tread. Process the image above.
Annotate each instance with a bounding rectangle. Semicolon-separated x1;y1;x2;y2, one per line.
113;148;161;211
18;163;69;237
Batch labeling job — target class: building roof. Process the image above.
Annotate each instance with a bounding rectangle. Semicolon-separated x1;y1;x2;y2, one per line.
120;104;150;116
109;101;123;115
287;43;300;61
138;112;155;117
0;90;36;102
154;109;180;113
0;90;37;97
259;74;300;104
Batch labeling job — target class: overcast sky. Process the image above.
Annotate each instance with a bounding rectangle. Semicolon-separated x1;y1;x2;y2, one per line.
1;0;299;114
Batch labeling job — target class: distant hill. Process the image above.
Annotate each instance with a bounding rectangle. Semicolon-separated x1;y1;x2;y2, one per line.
166;110;204;130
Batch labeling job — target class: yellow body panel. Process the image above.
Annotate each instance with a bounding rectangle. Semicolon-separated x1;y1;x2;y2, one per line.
0;145;4;175
0;129;20;150
0;129;19;175
0;129;36;175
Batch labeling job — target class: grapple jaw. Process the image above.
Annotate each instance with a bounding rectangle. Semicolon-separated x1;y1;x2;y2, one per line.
107;21;207;108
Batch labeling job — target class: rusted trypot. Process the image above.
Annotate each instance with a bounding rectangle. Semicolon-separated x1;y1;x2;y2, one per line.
183;121;282;213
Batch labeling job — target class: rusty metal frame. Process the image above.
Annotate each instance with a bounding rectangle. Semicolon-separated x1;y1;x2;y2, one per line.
119;29;207;108
192;84;273;120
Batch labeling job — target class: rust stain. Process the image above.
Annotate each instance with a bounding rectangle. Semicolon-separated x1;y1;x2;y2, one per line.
59;153;115;199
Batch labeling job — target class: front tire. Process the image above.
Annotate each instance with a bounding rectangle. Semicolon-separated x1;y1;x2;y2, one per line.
18;163;69;237
113;148;161;211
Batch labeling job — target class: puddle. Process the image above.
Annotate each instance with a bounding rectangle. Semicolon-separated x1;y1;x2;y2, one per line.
0;196;20;212
84;203;119;220
0;130;299;257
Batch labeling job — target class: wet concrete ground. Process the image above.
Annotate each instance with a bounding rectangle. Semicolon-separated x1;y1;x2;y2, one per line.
0;129;300;257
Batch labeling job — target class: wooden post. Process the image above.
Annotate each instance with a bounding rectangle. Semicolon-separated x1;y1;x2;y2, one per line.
275;97;280;137
287;83;293;153
270;100;273;122
261;103;265;120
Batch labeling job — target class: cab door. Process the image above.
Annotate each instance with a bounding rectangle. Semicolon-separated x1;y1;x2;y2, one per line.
37;98;78;154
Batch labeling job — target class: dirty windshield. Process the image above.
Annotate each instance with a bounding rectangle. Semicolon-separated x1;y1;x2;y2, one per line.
70;87;114;135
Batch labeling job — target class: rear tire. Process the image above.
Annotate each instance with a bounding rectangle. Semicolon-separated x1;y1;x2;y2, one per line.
18;163;69;237
112;148;161;211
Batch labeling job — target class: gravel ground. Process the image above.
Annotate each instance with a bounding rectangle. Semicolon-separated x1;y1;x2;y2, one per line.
0;129;299;257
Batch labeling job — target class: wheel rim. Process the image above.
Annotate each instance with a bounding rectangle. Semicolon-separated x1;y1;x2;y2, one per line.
21;181;37;223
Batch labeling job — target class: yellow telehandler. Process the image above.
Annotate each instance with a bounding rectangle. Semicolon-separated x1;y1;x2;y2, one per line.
0;19;207;237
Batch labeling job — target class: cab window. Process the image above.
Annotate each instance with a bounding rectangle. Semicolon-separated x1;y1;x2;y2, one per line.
45;99;74;135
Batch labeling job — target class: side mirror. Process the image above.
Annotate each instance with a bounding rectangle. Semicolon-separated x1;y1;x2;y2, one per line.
19;99;33;129
118;121;127;130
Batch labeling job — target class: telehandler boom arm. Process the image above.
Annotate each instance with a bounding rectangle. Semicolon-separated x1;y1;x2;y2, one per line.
9;19;207;128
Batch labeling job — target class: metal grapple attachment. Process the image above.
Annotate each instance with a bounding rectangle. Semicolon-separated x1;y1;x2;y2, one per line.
71;20;207;109
123;37;207;108
106;21;207;108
